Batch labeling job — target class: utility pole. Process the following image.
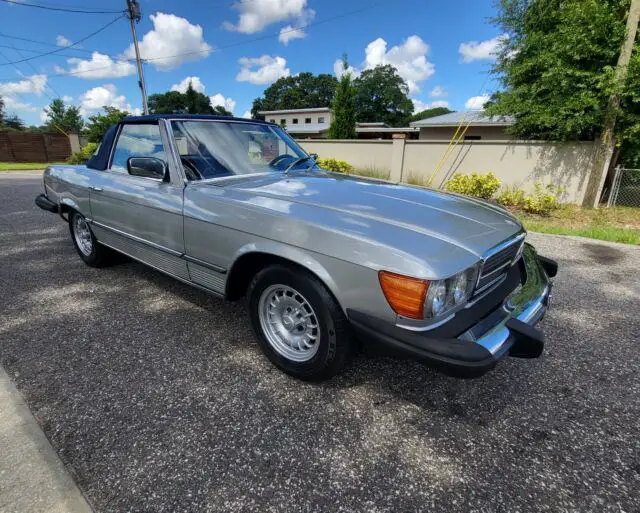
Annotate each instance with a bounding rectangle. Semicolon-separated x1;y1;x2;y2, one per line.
582;0;640;207
126;0;149;115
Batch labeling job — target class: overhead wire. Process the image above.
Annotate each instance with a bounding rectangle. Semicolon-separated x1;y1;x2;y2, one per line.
0;0;124;14
0;13;125;66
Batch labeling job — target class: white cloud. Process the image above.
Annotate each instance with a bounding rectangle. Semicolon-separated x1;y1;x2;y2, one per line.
412;98;449;111
465;94;490;110
0;74;47;96
236;55;290;84
56;35;72;47
241;110;252;119
459;34;507;63
62;95;73;102
78;84;141;116
333;59;360;79
224;0;312;34
279;26;305;45
123;12;212;71
3;96;38;112
171;76;206;93
209;93;236;114
430;86;447;97
342;35;435;94
63;52;136;79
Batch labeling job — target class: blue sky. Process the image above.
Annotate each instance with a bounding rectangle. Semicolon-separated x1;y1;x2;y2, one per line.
0;0;505;126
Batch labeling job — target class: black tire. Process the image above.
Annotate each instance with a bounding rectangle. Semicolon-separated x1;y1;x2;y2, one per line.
68;211;119;267
247;264;353;381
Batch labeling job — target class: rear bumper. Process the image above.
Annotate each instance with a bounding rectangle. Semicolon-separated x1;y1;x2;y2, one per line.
348;245;555;378
35;194;58;213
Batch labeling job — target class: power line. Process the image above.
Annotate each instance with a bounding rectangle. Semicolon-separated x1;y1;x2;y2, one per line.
0;0;124;14
1;44;64;98
0;1;388;80
0;32;130;60
0;14;125;66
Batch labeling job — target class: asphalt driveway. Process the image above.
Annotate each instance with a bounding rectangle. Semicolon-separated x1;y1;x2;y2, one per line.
1;172;639;513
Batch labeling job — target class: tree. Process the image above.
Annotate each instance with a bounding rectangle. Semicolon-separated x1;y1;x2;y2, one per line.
251;72;338;117
409;107;453;123
148;81;232;116
84;106;130;143
43;98;84;133
0;96;5;125
486;0;640;165
3;114;25;130
329;59;357;139
353;65;414;127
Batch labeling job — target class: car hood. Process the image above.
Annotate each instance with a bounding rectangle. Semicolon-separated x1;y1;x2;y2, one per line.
222;172;522;257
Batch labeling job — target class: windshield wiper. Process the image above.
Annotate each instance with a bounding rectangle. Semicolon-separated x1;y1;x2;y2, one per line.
283;155;313;175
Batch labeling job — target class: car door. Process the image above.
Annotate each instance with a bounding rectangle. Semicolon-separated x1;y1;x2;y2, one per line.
88;121;188;280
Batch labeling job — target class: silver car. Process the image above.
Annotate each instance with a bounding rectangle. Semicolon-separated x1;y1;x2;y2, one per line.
35;114;556;380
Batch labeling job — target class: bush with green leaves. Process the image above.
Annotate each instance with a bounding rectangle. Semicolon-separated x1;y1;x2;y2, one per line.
67;143;98;165
443;172;501;200
316;157;354;173
522;183;563;215
496;186;526;208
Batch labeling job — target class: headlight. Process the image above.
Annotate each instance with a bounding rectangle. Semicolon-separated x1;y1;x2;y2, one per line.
425;265;478;319
425;280;447;317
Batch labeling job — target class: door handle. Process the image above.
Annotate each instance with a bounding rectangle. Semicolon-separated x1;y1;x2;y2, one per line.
89;186;103;192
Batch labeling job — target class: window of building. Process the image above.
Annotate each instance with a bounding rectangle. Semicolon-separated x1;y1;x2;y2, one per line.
270;119;276;123
305;118;312;124
280;119;286;125
318;116;325;123
464;135;482;141
292;118;299;124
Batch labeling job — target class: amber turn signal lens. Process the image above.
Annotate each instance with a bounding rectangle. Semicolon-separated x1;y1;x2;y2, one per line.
378;271;429;320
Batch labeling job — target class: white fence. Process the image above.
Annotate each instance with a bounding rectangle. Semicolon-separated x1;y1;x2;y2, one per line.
300;138;597;204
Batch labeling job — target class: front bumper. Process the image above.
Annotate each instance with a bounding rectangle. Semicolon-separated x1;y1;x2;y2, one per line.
35;193;58;213
348;244;555;377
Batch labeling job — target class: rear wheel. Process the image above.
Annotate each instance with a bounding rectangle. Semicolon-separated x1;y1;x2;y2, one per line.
68;211;119;267
247;264;352;381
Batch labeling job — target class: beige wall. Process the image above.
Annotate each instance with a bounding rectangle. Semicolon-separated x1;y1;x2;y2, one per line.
301;139;596;204
264;111;332;127
419;126;513;141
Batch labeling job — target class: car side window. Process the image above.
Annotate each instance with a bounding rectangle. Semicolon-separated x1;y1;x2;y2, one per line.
110;123;166;173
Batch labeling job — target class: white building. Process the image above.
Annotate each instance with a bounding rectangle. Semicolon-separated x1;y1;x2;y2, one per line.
410;111;516;141
258;108;332;139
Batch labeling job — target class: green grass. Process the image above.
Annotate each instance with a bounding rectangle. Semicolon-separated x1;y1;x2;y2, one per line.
515;205;640;245
352;166;391;181
0;162;65;171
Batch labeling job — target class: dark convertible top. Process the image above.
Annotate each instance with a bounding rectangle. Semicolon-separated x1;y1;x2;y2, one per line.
86;114;267;170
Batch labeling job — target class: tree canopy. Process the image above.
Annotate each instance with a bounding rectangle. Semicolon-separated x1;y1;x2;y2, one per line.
409;106;453;123
354;65;414;127
487;0;640;165
329;59;357;139
0;96;24;131
43;98;84;134
84;106;130;143
149;82;232;116
251;72;338;118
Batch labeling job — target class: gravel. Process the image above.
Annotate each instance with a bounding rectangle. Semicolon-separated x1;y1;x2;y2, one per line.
1;172;639;513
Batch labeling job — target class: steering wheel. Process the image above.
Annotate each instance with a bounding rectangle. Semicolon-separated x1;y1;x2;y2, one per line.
269;154;296;169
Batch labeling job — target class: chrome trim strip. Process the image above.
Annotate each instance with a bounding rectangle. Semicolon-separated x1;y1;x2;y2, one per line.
483;232;526;261
183;255;227;274
479;259;513;280
465;274;508;308
98;240;224;298
90;221;183;257
396;312;455;332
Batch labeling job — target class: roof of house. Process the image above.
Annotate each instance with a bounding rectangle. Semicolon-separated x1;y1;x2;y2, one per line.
410;111;516;128
355;126;418;133
258;107;331;115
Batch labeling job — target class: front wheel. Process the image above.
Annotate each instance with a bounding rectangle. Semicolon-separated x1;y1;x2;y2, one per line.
68;211;118;267
247;264;353;381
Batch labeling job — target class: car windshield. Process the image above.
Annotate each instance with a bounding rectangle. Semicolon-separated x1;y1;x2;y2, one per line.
171;120;317;180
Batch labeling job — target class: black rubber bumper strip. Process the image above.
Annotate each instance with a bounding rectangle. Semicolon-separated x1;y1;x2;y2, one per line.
35;194;58;213
538;255;558;278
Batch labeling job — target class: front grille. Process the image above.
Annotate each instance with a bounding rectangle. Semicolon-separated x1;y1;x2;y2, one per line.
475;236;524;293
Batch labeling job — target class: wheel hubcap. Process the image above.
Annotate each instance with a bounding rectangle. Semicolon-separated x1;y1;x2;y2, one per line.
73;216;93;256
258;284;320;362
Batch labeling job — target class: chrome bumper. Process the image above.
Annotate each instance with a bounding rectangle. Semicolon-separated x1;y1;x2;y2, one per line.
460;244;552;358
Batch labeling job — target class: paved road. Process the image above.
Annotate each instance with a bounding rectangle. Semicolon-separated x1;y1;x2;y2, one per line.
1;172;639;513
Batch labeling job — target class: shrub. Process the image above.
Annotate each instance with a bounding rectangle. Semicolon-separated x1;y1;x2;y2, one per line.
522;183;563;215
406;174;430;187
355;166;391;181
316;157;354;173
67;143;98;165
443;172;501;200
496;186;526;208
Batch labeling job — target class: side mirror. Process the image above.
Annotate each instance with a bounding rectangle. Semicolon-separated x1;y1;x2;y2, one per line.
127;157;167;181
309;153;318;161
